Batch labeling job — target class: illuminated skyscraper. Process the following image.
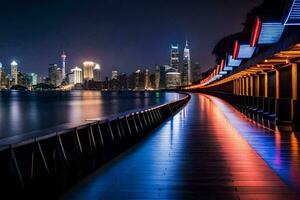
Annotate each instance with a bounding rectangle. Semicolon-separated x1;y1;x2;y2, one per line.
135;69;141;90
144;68;150;90
170;44;180;72
192;62;202;82
166;72;181;89
0;62;2;84
11;61;18;85
182;40;191;85
83;61;96;80
56;68;63;86
159;65;169;89
61;51;67;79
29;73;38;85
48;64;58;86
71;66;83;84
93;64;101;81
112;70;118;80
154;65;160;90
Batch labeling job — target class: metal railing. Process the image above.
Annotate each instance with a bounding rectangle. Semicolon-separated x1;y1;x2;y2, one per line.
0;93;191;198
194;91;299;131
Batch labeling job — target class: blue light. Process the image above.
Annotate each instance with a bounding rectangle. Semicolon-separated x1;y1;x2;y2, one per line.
258;23;285;44
227;55;242;67
237;44;256;59
284;0;300;25
219;71;227;75
171;45;179;49
223;66;233;71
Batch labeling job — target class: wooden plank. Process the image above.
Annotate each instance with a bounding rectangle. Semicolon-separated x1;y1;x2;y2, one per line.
63;94;300;199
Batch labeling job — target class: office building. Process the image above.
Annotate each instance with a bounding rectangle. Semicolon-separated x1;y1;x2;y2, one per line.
11;60;18;85
68;73;74;85
29;73;38;85
56;67;63;86
0;62;7;88
154;65;160;90
112;70;118;80
166;72;181;89
83;61;96;80
182;40;191;85
159;65;171;89
119;73;128;90
0;62;2;85
144;68;150;90
135;69;145;90
93;64;101;81
38;76;45;84
71;66;83;84
192;62;202;83
170;44;180;72
61;51;67;79
48;64;58;86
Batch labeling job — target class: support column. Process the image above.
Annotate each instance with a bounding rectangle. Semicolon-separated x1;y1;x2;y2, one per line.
235;79;238;95
250;76;254;96
240;78;243;95
240;78;242;95
292;63;298;100
236;79;239;95
291;63;298;120
241;78;245;95
264;72;268;97
246;77;250;96
255;75;260;97
244;77;247;95
239;78;242;95
233;80;235;95
276;69;280;99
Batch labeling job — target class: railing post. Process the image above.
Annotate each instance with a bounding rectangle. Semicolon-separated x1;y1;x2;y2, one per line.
75;128;83;154
10;146;24;188
37;141;50;175
97;123;105;148
168;104;174;116
125;116;132;136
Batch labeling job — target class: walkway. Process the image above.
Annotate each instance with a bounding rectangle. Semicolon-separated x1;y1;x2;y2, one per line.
64;93;300;199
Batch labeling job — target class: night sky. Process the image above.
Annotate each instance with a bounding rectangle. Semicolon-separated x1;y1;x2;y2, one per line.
0;0;262;78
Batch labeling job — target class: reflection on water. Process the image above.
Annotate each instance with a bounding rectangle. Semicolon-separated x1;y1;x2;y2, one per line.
0;91;179;139
207;95;300;193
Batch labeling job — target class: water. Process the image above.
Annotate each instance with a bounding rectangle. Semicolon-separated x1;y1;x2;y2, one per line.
0;91;181;139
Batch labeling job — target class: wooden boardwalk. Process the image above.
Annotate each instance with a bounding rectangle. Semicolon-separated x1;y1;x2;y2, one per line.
64;93;300;199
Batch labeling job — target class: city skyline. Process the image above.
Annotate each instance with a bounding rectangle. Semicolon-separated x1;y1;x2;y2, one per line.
0;40;195;77
0;0;263;77
0;39;209;90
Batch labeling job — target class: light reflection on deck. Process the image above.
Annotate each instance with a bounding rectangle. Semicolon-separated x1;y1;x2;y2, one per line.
207;95;300;193
64;93;300;199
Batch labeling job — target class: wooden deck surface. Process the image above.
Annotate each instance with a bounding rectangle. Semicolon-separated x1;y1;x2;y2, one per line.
64;93;300;200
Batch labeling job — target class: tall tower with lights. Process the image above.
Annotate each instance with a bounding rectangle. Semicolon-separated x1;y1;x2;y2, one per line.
93;64;101;81
61;51;67;79
182;40;191;85
170;44;180;72
11;60;18;85
83;61;96;80
0;62;2;85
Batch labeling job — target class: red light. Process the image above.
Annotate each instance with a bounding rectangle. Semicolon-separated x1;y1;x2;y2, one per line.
216;65;220;74
250;16;262;47
220;59;225;71
233;40;240;59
